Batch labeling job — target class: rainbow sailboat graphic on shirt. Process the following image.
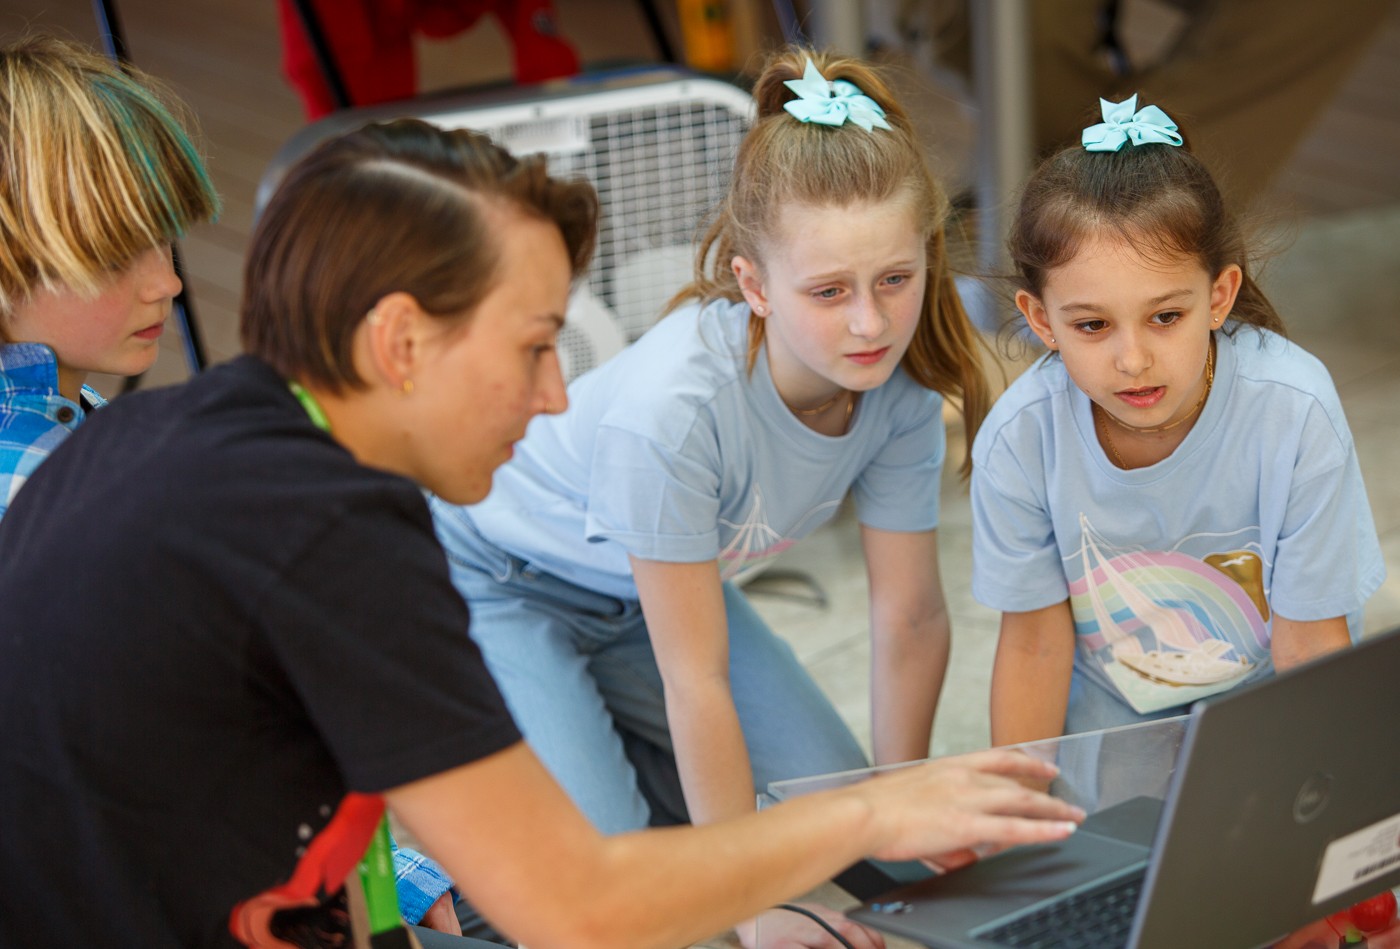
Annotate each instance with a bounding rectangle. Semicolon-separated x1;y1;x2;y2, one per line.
1070;514;1272;713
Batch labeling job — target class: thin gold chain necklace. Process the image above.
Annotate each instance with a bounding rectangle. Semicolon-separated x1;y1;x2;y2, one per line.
1097;408;1129;468
788;389;846;416
1098;336;1215;468
783;389;856;431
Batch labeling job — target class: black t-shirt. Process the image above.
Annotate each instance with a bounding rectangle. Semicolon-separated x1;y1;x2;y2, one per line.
0;356;520;948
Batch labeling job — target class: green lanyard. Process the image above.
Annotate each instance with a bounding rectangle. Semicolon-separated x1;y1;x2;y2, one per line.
288;380;332;432
358;822;403;935
288;380;404;937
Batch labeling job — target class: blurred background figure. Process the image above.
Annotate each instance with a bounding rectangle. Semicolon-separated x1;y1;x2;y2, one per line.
902;0;1396;208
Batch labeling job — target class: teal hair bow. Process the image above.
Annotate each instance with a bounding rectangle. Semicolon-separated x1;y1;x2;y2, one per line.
782;58;891;132
1081;94;1182;151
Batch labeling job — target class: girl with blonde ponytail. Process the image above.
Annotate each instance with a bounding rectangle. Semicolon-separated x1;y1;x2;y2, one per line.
682;48;992;458
433;45;991;946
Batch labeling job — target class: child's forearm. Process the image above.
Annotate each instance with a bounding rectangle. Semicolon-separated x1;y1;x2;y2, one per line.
989;605;1075;746
990;658;1070;746
630;556;753;823
665;675;757;824
870;613;949;764
1270;614;1351;671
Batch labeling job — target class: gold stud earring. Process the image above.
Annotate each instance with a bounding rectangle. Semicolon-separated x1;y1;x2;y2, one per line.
402;379;414;395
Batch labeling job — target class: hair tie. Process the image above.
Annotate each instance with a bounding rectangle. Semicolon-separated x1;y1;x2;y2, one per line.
1081;94;1182;152
782;58;891;132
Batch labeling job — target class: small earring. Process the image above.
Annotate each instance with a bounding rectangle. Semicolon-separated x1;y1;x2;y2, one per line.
754;304;765;315
1049;336;1056;345
401;379;414;395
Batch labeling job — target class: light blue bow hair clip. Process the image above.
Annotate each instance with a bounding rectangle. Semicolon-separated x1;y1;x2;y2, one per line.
1081;94;1182;151
782;58;892;132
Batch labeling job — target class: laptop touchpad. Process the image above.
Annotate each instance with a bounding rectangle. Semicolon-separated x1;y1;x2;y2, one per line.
854;832;1151;936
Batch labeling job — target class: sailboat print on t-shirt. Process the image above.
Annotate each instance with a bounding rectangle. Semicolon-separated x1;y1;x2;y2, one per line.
717;484;841;581
1066;514;1274;714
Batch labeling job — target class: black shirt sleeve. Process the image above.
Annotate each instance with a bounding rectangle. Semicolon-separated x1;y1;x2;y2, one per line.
260;493;521;792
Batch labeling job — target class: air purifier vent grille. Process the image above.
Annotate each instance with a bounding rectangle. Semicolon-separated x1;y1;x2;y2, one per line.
480;83;750;341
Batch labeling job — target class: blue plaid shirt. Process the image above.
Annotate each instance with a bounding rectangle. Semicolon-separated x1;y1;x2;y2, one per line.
0;343;106;522
392;843;457;924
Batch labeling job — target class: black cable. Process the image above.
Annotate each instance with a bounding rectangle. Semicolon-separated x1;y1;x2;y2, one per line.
769;0;807;46
773;903;858;949
287;0;354;110
633;0;677;63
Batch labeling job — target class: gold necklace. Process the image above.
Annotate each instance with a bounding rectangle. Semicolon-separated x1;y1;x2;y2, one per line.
1097;407;1128;468
1098;336;1216;468
1102;336;1216;436
784;389;856;431
789;390;846;416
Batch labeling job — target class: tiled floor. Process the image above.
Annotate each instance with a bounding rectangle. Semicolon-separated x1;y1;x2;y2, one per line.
4;3;1399;948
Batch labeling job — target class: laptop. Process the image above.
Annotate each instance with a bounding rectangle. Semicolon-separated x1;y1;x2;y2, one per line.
840;626;1400;949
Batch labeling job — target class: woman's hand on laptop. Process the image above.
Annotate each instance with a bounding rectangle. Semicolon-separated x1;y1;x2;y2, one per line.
853;749;1084;865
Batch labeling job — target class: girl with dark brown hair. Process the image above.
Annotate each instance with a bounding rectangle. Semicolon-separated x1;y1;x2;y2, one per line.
973;96;1382;748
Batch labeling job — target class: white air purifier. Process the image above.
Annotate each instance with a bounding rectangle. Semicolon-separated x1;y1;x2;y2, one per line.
259;67;754;373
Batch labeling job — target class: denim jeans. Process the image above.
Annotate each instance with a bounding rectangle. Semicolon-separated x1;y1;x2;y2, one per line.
432;502;869;834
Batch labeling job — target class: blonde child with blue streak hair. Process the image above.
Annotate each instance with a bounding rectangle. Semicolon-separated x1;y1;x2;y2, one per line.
0;35;474;935
0;34;218;519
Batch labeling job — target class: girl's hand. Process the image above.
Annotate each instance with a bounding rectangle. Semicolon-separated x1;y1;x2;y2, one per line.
736;903;886;949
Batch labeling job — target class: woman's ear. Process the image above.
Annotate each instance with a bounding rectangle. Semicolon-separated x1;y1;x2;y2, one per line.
1016;289;1056;349
731;256;769;317
360;291;423;392
1210;264;1243;326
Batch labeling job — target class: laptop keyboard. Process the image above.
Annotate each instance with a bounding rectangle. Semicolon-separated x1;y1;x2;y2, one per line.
978;871;1144;948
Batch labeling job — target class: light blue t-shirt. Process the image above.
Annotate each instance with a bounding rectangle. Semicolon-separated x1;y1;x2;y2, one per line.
971;325;1384;719
459;297;946;600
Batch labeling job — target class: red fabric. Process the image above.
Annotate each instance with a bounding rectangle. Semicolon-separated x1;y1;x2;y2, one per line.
227;792;386;948
490;0;581;84
278;0;580;120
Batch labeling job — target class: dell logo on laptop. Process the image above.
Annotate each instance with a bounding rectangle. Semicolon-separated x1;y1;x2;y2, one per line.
1294;772;1334;823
